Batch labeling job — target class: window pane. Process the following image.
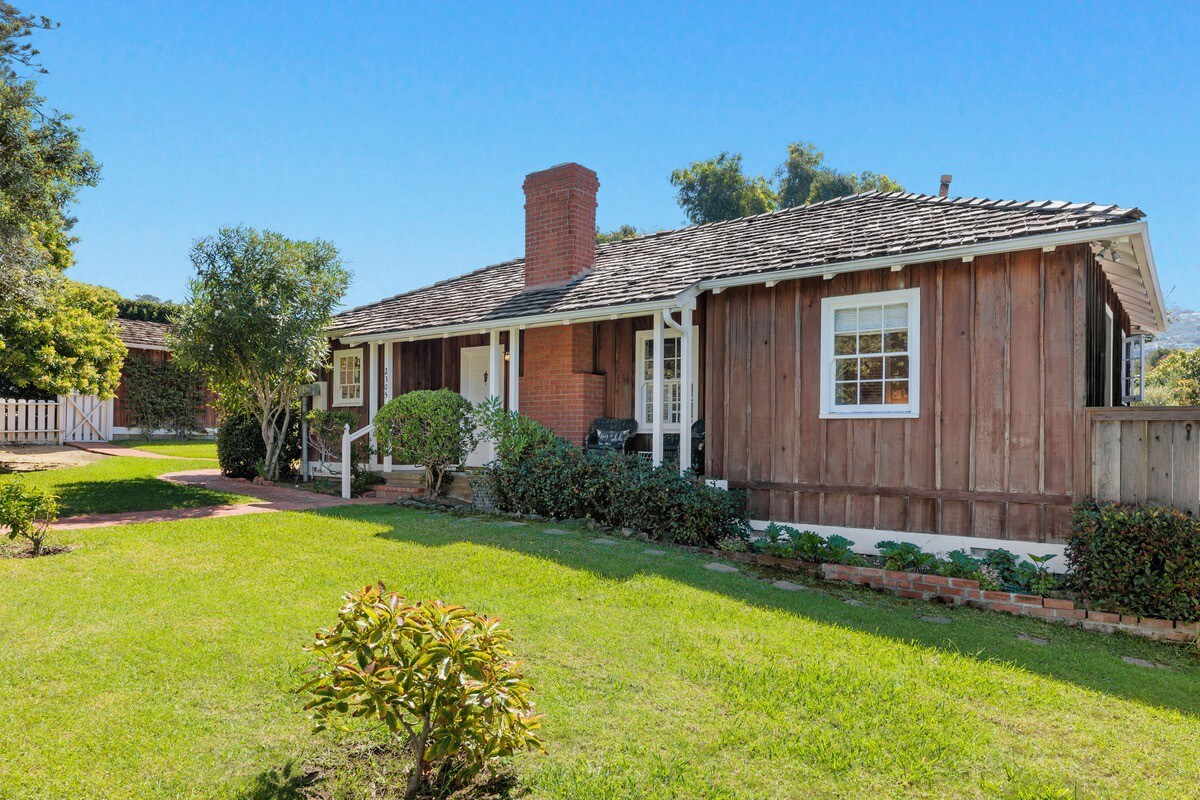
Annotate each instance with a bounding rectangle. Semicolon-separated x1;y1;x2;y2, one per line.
885;355;909;379
834;308;857;333
858;305;882;330
834;334;857;356
883;303;908;329
884;330;908;353
858;333;882;354
835;382;857;405
835;358;858;380
885;380;909;404
860;356;883;380
860;381;883;405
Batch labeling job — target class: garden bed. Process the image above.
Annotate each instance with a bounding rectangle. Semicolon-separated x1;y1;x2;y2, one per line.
701;548;1200;645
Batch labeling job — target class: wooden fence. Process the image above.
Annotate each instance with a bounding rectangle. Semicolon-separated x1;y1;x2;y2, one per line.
0;399;61;444
1088;407;1200;517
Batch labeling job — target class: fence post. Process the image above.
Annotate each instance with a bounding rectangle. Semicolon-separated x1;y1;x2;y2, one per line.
341;423;351;499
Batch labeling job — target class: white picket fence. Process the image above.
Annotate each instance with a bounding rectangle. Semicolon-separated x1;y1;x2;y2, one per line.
0;394;114;444
0;399;62;444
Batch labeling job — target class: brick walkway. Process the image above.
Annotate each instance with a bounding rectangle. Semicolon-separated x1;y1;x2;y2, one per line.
53;469;391;530
65;442;174;459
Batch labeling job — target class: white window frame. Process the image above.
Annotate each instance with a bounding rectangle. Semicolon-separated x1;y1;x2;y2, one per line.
819;287;921;419
634;326;699;433
1122;333;1146;404
332;348;364;407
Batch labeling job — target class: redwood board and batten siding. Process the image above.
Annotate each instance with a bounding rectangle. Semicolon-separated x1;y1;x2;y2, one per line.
707;244;1121;543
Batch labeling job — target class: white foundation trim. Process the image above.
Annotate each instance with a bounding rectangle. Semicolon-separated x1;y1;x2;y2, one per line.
749;519;1070;573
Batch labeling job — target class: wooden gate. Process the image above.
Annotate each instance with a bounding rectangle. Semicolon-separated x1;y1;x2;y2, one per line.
0;399;61;444
1088;407;1200;517
59;394;113;443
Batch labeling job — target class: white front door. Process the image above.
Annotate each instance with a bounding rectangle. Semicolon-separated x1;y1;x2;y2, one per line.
460;346;504;467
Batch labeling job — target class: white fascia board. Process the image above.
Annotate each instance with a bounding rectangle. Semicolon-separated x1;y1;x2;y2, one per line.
1129;225;1167;333
337;297;680;346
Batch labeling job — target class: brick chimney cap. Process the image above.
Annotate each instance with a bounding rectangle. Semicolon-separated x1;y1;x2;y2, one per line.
523;162;599;187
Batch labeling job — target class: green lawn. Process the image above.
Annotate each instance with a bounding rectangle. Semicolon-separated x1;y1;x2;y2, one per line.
114;438;219;460
1;506;1197;799
1;455;249;516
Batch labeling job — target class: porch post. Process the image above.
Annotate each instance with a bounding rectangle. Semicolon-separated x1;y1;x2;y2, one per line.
507;327;520;412
488;329;502;401
678;305;692;474
652;310;665;466
368;340;379;468
382;340;393;473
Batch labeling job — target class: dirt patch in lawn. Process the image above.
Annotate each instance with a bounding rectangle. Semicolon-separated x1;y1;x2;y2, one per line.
0;445;105;472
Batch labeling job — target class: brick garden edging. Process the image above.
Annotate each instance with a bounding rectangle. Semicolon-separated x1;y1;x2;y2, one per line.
701;550;1198;645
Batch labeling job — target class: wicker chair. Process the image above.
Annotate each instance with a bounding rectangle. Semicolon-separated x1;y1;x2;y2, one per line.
585;418;638;455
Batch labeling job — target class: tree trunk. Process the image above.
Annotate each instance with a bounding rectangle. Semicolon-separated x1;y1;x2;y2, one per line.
405;713;432;800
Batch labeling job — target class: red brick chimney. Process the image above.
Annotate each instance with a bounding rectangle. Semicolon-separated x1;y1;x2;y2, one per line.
523;163;599;289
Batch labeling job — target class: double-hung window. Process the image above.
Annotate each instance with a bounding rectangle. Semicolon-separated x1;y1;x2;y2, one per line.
820;288;920;418
634;327;699;432
332;348;363;407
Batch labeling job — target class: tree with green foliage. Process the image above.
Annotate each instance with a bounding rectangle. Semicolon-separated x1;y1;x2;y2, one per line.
670;152;778;225
117;296;182;324
171;226;349;481
670;143;904;225
596;225;643;243
0;4;123;397
776;141;903;207
1144;348;1200;406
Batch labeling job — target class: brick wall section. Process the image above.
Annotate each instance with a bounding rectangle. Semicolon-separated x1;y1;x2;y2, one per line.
523;163;599;289
819;562;1198;644
519;324;606;446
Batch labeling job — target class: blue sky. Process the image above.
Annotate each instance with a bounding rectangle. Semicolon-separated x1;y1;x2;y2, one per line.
34;1;1200;311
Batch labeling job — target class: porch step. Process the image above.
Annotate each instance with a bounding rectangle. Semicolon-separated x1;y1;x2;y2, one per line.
367;484;423;501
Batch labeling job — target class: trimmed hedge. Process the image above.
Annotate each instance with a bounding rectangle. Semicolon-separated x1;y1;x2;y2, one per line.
1069;499;1200;622
487;442;747;547
217;412;301;480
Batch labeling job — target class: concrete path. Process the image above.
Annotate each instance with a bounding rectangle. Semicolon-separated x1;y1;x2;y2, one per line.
65;441;174;459
53;469;391;530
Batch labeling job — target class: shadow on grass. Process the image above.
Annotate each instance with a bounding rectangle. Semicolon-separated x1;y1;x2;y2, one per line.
53;476;237;516
238;761;322;800
310;504;1200;719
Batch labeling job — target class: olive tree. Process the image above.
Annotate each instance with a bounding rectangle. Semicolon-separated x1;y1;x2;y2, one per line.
170;226;349;481
301;583;544;800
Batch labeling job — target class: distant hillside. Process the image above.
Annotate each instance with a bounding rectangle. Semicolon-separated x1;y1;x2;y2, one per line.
1150;309;1200;351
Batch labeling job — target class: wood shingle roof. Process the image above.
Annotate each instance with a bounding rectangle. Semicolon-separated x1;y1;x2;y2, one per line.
332;190;1145;338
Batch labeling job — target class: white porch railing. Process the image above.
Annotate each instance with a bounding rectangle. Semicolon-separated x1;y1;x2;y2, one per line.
341;423;373;498
0;398;62;444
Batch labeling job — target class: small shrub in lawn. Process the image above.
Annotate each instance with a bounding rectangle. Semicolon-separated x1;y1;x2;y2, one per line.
1069;498;1200;621
217;411;300;480
374;390;479;499
301;583;544;800
0;483;59;557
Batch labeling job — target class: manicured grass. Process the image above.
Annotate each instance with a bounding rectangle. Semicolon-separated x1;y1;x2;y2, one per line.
1;506;1197;799
0;455;249;516
114;438;219;460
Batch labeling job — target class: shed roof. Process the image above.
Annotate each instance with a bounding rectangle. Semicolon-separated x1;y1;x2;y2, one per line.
117;318;169;350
